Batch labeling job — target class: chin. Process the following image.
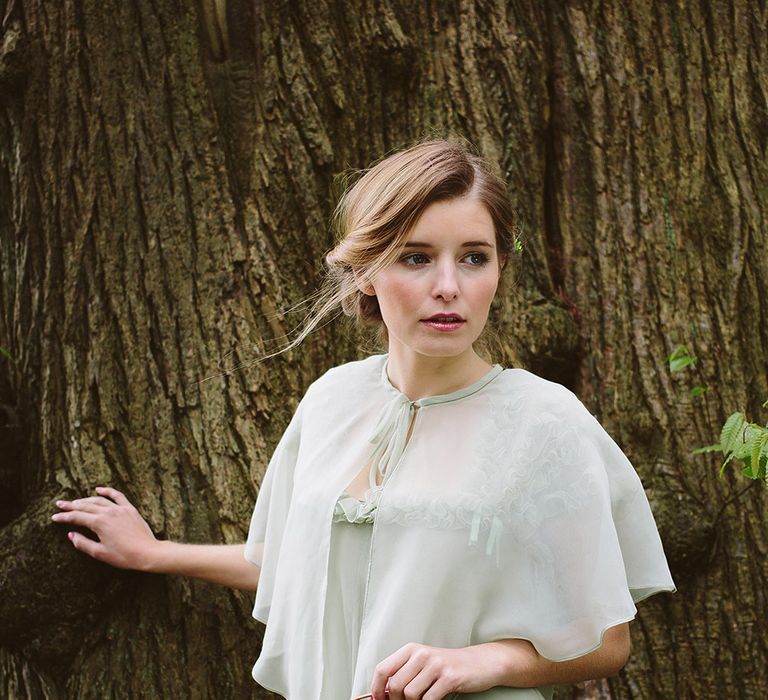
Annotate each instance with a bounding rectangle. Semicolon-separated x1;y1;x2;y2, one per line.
411;341;475;359
389;326;480;359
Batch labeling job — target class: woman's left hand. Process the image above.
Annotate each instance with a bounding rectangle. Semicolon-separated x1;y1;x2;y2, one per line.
369;642;502;700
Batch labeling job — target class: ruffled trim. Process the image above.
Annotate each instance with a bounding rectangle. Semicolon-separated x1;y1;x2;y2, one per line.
333;489;381;524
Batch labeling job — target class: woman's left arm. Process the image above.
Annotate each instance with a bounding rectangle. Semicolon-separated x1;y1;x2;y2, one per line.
368;622;630;700
475;621;631;688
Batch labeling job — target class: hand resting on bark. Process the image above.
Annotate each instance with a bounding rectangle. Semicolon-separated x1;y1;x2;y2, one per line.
51;486;260;591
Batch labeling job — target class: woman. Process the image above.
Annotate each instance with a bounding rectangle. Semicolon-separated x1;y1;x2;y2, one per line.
52;139;676;700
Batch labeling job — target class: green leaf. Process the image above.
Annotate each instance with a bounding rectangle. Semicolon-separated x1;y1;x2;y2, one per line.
670;356;696;372
752;431;768;479
740;441;766;479
732;425;756;459
719;412;747;454
741;464;759;480
0;346;13;362
750;428;767;454
667;345;697;373
719;451;737;479
689;386;708;398
692;443;722;455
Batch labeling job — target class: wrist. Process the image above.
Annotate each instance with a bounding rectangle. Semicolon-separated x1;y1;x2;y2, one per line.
475;639;539;688
139;538;170;574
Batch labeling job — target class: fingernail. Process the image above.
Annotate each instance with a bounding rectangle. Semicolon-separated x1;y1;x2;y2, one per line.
55;500;63;506
67;532;75;542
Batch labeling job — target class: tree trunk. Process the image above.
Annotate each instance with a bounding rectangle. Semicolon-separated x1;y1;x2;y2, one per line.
0;1;765;698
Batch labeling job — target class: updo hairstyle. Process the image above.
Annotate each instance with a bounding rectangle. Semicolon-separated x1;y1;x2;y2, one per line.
293;138;518;349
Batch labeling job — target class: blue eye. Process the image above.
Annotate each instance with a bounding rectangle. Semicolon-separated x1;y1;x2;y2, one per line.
402;253;430;266
400;252;490;267
464;252;489;266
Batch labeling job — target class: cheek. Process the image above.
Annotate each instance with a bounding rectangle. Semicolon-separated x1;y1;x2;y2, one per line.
374;279;418;321
474;276;500;306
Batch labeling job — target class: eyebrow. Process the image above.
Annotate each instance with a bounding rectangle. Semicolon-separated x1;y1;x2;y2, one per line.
402;240;494;249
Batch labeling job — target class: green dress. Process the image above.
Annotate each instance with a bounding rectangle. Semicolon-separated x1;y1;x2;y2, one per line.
319;492;374;699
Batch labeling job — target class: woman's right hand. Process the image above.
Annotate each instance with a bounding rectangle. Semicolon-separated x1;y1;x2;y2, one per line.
52;486;260;590
51;486;160;571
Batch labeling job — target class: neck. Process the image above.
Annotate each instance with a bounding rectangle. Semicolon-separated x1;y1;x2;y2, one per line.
385;347;493;401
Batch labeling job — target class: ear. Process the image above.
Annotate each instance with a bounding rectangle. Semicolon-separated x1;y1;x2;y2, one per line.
353;269;376;296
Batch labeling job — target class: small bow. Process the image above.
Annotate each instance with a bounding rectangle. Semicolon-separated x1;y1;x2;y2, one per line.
367;393;415;481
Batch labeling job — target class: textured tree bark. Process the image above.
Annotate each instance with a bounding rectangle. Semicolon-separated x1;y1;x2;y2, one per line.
0;0;765;698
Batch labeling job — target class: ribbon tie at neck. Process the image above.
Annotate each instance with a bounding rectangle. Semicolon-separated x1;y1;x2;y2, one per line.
367;393;417;483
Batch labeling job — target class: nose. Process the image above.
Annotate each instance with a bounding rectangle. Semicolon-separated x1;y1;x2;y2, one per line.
431;259;460;301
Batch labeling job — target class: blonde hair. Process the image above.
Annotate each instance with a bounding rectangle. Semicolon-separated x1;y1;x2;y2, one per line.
302;138;517;345
201;138;519;382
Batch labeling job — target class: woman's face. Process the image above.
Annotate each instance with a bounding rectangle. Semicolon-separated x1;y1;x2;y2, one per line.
367;196;503;361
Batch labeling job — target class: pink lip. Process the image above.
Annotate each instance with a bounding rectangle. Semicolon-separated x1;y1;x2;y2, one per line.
423;314;465;321
420;317;466;332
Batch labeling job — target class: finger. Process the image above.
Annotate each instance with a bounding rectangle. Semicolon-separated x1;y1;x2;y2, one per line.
94;486;130;506
423;672;461;700
56;496;110;509
386;655;434;700
68;531;106;560
73;495;117;509
372;644;419;700
404;669;440;700
55;497;110;514
50;510;99;529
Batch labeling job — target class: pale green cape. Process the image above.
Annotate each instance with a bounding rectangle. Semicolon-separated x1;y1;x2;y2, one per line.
245;354;675;699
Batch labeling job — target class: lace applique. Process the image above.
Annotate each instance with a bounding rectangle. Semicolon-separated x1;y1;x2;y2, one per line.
375;396;603;570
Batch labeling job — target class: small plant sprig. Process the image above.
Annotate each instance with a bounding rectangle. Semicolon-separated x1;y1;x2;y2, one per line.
692;403;768;484
667;345;708;399
667;344;768;486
